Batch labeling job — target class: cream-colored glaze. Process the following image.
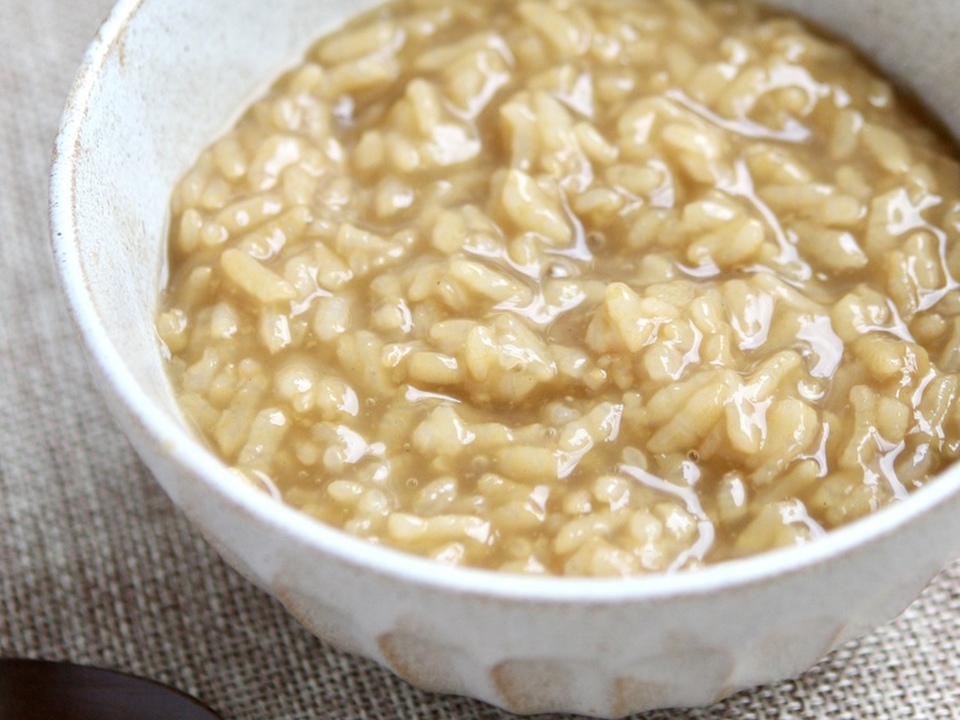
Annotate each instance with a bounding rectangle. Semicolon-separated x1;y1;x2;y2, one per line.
51;1;960;715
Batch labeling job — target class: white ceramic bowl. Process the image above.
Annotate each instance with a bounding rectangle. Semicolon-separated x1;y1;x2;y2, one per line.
50;1;960;715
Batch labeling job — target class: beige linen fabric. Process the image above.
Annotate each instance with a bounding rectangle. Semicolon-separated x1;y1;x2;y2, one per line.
0;0;958;717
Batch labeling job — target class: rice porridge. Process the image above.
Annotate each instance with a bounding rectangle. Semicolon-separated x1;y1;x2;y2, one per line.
157;0;960;576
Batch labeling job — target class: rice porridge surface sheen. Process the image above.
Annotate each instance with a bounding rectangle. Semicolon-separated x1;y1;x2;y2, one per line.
158;0;960;576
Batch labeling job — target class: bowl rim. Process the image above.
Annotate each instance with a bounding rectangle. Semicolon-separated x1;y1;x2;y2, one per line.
50;0;960;605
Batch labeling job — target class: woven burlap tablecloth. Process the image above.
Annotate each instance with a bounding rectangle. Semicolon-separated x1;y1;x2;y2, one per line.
1;0;958;717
